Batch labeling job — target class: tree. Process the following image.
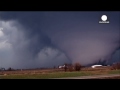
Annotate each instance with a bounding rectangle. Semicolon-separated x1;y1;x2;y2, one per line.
64;63;68;72
7;67;12;71
74;63;81;71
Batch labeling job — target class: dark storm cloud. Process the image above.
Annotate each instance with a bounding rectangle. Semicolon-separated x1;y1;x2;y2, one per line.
0;13;70;69
0;11;120;69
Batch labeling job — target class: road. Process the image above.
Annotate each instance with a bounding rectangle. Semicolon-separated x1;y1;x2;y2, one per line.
53;74;120;79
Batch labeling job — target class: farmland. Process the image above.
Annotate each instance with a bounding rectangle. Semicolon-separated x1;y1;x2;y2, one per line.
0;66;120;79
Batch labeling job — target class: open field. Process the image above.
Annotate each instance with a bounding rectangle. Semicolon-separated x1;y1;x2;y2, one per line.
0;67;120;79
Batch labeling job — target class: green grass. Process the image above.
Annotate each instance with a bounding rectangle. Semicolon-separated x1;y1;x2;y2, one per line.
108;70;120;74
0;72;93;79
0;70;120;79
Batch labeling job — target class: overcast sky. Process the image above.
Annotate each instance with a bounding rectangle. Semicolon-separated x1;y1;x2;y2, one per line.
0;11;120;69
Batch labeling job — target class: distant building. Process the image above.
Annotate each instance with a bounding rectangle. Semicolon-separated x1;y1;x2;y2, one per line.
0;67;5;71
58;64;73;69
58;65;65;69
91;65;102;68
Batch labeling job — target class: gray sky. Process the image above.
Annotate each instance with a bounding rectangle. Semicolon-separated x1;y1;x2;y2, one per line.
0;11;120;69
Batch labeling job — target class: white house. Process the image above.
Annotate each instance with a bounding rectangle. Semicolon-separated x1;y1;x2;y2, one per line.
58;65;65;69
91;65;102;68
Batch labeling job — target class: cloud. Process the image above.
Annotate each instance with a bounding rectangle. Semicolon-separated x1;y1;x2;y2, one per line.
0;12;120;69
0;19;69;69
35;47;70;68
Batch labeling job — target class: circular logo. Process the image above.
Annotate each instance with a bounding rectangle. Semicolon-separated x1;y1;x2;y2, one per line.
101;15;107;21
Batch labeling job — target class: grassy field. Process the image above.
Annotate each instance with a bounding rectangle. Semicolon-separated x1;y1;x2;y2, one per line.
0;68;120;79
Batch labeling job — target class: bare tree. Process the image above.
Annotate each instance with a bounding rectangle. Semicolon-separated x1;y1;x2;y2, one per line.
74;62;81;71
64;63;68;72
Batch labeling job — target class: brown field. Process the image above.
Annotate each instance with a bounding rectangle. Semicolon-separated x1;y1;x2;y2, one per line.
0;66;113;75
0;66;120;79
